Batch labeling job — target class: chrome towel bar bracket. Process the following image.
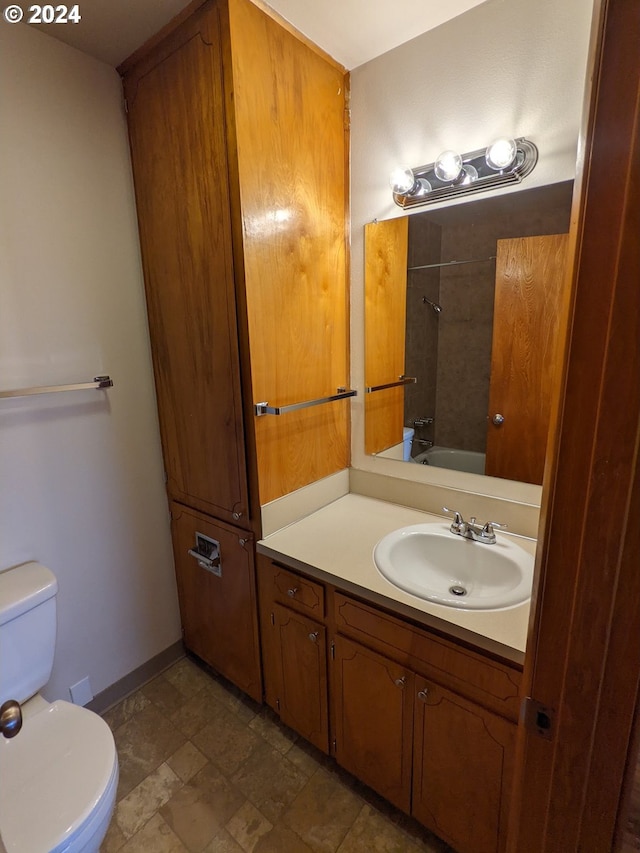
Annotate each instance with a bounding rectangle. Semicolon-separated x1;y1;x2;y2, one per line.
0;375;114;399
254;387;357;416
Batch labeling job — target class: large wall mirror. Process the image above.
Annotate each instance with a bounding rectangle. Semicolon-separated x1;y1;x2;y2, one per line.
350;0;594;499
364;181;573;485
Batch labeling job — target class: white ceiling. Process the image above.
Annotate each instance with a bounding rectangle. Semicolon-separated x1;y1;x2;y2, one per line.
28;0;487;69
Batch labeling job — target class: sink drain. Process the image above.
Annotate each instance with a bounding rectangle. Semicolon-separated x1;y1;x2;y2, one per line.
449;585;467;597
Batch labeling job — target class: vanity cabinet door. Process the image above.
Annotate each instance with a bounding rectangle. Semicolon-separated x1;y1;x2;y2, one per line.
272;603;329;753
412;678;515;853
332;635;413;812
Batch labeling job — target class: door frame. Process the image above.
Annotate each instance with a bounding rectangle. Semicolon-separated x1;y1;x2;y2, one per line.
508;0;640;849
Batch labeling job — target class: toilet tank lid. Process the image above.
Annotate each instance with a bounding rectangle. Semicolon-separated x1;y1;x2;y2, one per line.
0;562;57;626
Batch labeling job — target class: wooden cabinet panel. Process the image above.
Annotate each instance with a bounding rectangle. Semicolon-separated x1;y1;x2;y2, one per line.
272;603;329;752
171;503;261;701
332;635;413;812
334;593;522;721
123;6;250;527
486;233;569;485
228;0;349;504
412;678;515;853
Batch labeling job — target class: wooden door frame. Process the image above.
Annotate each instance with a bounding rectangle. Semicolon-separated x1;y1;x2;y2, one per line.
509;0;640;849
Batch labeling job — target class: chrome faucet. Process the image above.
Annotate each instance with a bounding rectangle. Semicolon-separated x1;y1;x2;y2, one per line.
442;507;507;544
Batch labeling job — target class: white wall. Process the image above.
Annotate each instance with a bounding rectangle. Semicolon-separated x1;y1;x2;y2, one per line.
0;23;181;701
349;0;594;502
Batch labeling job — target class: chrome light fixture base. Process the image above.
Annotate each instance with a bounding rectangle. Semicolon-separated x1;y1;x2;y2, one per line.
391;137;538;209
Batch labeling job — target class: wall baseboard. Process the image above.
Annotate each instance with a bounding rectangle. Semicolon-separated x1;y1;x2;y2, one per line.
87;640;185;715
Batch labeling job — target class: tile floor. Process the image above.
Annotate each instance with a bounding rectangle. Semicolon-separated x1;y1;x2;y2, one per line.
100;655;454;853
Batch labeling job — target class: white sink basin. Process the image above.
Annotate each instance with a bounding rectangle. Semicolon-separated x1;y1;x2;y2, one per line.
373;523;534;610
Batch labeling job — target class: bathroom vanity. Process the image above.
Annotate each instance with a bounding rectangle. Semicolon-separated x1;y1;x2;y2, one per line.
257;494;532;853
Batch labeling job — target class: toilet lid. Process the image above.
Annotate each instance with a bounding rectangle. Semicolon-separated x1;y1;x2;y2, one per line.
0;700;117;852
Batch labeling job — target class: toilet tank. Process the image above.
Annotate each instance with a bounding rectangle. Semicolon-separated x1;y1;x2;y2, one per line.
0;562;57;705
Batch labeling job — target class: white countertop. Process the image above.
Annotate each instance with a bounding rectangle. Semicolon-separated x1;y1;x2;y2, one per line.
258;493;535;661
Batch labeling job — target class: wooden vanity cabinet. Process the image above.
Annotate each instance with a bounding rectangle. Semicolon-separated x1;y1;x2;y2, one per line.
257;557;329;751
271;604;329;752
412;678;515;853
258;555;520;853
332;634;414;812
331;635;515;853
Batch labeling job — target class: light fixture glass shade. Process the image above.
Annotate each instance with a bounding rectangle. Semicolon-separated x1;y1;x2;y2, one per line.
485;138;518;171
389;166;416;195
460;164;478;185
434;150;463;182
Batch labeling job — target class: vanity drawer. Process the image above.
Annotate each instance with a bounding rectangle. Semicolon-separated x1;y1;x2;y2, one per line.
333;592;522;721
269;563;325;618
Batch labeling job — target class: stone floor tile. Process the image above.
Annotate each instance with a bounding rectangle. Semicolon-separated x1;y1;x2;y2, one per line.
103;690;151;732
252;825;314;853
170;686;225;739
120;813;188;853
203;828;245;853
101;816;126;852
281;767;363;853
284;740;324;779
163;657;213;699
114;703;187;800
160;761;245;852
226;800;274;852
231;741;309;824
142;673;190;717
249;710;298;755
167;741;209;783
337;804;433;853
192;705;262;777
116;763;183;839
203;676;259;725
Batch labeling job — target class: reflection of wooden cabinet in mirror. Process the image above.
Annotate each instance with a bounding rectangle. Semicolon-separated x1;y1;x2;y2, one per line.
364;218;408;455
486;234;570;484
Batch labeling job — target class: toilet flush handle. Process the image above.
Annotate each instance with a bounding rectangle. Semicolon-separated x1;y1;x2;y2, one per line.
0;699;22;739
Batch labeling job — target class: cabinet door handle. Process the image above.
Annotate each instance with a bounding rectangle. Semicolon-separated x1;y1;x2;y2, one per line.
417;688;429;702
308;631;319;643
287;587;298;597
395;677;406;688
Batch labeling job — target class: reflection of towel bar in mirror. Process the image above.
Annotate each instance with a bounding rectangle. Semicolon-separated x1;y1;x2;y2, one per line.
0;375;114;399
254;387;357;416
408;256;496;272
366;376;417;394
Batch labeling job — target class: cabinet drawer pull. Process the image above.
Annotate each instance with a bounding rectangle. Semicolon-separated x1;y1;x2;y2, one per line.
287;587;298;597
308;631;319;643
417;688;429;702
394;677;406;688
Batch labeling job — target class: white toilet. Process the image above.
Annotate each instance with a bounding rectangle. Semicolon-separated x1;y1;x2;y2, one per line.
0;562;119;852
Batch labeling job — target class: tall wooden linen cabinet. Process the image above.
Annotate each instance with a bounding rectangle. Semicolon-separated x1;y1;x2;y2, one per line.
119;0;350;702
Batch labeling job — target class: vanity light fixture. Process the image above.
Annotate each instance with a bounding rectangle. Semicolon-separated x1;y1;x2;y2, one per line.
390;137;538;208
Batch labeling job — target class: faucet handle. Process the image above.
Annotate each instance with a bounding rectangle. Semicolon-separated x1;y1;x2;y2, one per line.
442;506;465;532
480;520;508;542
482;520;507;533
